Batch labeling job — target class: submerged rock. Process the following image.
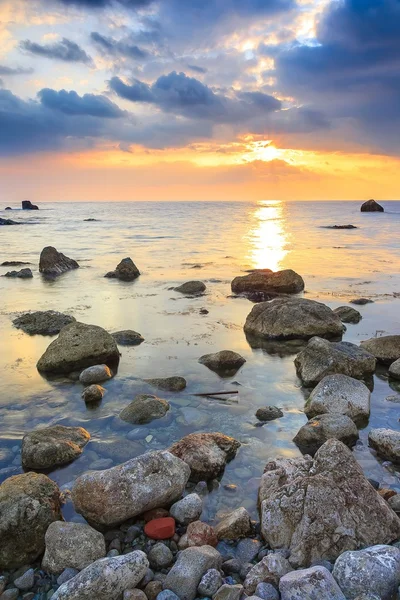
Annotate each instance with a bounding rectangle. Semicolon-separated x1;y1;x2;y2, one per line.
294;337;376;387
231;269;304;296
333;306;362;324
368;428;400;463
360;335;400;364
279;566;345;600
22;424;90;470
256;406;283;421
145;376;187;392
175;280;206;294
112;330;144;345
79;364;112;385
39;246;79;277
214;507;252;540
163;546;222;600
198;350;246;375
389;358;400;380
120;394;170;424
72;450;190;527
105;257;140;282
4;268;33;278
293;414;359;455
0;472;62;569
12;310;75;335
37;321;120;375
244;298;343;341
360;199;384;212
22;200;39;210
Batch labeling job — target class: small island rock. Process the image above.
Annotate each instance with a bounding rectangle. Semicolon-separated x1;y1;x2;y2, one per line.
112;330;144;345
198;350;246;375
231;269;304;296
4;268;33;278
175;281;206;294
22;200;39;210
361;199;384;212
39;246;79;277
105;257;140;281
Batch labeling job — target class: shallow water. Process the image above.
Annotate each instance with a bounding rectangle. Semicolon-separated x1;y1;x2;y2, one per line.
1;200;400;523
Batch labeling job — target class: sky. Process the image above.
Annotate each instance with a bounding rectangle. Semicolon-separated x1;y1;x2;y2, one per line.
0;0;399;201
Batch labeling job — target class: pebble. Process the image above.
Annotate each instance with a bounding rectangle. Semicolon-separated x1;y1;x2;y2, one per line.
198;569;223;597
107;549;120;557
56;569;79;586
14;569;34;590
145;518;176;540
124;590;148;600
235;538;262;563
156;592;180;600
0;590;19;600
255;582;280;600
169;494;203;525
144;580;163;600
125;526;143;543
148;543;174;570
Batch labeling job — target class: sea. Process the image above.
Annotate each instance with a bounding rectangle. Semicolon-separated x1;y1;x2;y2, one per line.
1;200;400;521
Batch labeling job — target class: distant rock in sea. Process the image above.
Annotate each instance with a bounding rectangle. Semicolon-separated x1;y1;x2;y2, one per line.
105;257;140;281
360;199;384;212
322;225;357;229
4;206;12;210
0;217;20;225
4;268;33;279
1;261;31;266
22;200;39;210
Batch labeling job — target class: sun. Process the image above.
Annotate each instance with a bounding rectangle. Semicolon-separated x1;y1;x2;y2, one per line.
242;140;283;163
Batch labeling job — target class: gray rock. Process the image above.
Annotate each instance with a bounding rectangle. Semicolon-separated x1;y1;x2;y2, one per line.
256;406;283;421
112;330;144;346
79;364;112;385
332;545;400;600
255;582;280;600
169;494;203;525
163;546;222;600
213;584;242;600
389;358;400;380
12;311;75;335
4;268;33;278
388;495;400;513
197;568;223;596
304;374;371;424
294;337;376;387
244;297;343;341
175;281;206;294
82;384;105;403
214;507;251;540
148;544;173;570
145;377;187;392
52;550;148;600
350;298;373;305
293;413;359;455
0;578;6;595
0;589;19;600
360;335;400;365
120;394;170;424
124;590;148;600
39;246;79;277
105;257;140;281
42;521;106;573
360;199;384;212
231;269;304;295
37;321;120;375
333;306;362;324
259;439;400;568
57;568;79;586
368;428;400;463
198;351;245;375
14;568;34;590
0;472;61;569
22;425;90;470
72;450;190;527
243;553;292;594
156;592;180;600
279;566;345;599
235;538;262;563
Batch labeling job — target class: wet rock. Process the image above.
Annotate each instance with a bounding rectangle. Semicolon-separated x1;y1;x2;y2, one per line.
360;335;400;364
244;552;292;593
145;377;187;392
0;472;61;569
231;269;304;295
174;281;206;294
37;321;120;375
259;439;400;568
22;425;90;470
120;394;170;424
39;246;79;277
12;311;75;335
169;433;241;482
182;521;218;548
293;414;359;455
42;521;106;573
368;428;400;463
279;566;345;600
332;545;400;600
254;582;279;600
4;268;33;278
72;450;190;527
360;199;384;212
333;306;362;324
79;364;112;385
294;337;376;387
163;546;222;600
14;568;34;590
213;584;242;600
22;200;38;210
256;406;283;421
105;257;140;281
169;493;203;525
214;507;252;540
197;568;222;596
198;350;246;376
304;374;371;423
52;550;148;600
389;358;400;380
112;330;144;346
82;384;105;403
350;298;373;305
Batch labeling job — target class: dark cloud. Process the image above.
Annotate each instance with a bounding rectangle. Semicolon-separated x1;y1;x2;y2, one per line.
38;88;125;118
0;65;34;76
20;38;93;65
109;77;155;103
187;65;207;74
90;32;148;60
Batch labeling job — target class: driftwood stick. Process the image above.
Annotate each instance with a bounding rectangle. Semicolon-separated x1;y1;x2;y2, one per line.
193;390;239;397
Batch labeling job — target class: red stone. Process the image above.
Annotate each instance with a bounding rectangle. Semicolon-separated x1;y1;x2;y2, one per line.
144;517;175;540
143;508;170;523
186;520;218;547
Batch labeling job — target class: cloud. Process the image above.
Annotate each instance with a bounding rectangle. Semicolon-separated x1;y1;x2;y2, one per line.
20;38;93;65
56;0;153;7
90;31;148;60
38;88;126;118
0;65;34;76
187;65;208;74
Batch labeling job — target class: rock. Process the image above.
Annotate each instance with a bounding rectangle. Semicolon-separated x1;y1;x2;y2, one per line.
261;440;400;567
4;268;33;278
279;566;346;600
333;306;362;324
148;543;173;569
388;495;400;513
105;257;140;281
351;298;374;306
368;428;400;463
4;206;12;209
72;451;190;527
145;581;163;600
39;246;79;277
169;494;203;525
145;377;187;392
22;425;90;470
42;521;106;573
236;538;262;563
213;584;242;600
82;384;105;403
144;508;170;522
169;433;241;482
360;199;384;212
112;330;144;346
144;518;176;540
214;507;251;540
124;590;148;600
1;261;31;266
293;414;359;455
0;472;61;569
256;406;283;421
183;521;218;548
244;553;291;593
57;568;79;585
156;592;180;600
255;583;280;600
304;374;371;424
12;311;75;335
163;546;222;600
294;337;376;387
120;394;170;424
389;358;400;380
0;217;20;225
0;589;19;599
333;545;400;600
37;321;120;375
244;298;343;341
360;335;400;365
198;568;222;596
52;550;148;600
79;364;112;385
323;224;357;229
14;568;34;590
231;269;304;296
22;200;38;210
174;281;206;294
198;351;246;375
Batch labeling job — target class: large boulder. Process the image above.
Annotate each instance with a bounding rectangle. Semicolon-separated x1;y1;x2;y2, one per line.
294;337;376;387
39;246;79;277
0;472;62;569
279;566;346;600
293;414;359;456
22;200;39;210
368;428;400;463
231;269;304;296
52;551;148;600
332;545;400;600
120;394;170;424
360;199;384;212
198;350;246;375
37;321;120;375
105;257;140;281
259;439;400;568
163;546;222;600
175;281;206;294
169;433;241;482
244;298;343;341
360;335;400;365
304;374;371;424
333;306;362;324
12;311;75;335
22;425;90;470
42;521;106;573
72;451;190;527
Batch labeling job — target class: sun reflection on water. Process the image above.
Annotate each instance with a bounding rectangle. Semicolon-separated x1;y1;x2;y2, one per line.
247;200;289;271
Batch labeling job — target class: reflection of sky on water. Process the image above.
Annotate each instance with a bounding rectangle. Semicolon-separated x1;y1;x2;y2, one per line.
247;200;289;271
